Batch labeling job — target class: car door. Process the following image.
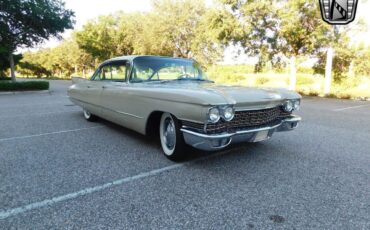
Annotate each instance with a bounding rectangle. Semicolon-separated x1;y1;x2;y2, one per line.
78;67;108;117
100;61;135;126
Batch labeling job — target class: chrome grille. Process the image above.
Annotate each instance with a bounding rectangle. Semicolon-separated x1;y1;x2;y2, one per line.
182;120;204;131
206;107;290;134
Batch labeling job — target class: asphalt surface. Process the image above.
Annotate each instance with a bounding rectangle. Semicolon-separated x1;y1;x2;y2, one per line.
0;80;369;229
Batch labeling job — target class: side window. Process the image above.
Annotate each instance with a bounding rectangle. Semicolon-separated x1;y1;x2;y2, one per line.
100;66;111;80
111;64;126;81
93;62;128;81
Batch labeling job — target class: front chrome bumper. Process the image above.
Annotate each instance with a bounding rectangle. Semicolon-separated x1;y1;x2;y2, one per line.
180;115;301;151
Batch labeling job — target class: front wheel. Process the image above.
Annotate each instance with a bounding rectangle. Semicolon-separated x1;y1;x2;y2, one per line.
83;108;97;122
159;113;186;161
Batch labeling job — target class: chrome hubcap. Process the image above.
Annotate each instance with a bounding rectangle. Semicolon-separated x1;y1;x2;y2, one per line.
163;118;175;150
83;109;91;119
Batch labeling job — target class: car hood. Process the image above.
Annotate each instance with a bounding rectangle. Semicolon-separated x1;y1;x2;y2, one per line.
131;81;301;109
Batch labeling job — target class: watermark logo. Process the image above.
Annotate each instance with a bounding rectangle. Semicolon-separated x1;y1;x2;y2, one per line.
319;0;358;25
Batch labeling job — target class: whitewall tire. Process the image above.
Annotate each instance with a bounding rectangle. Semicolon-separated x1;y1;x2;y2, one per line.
159;113;185;161
83;108;97;122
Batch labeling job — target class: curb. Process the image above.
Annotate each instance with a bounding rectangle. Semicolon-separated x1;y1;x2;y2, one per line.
0;90;52;95
302;95;370;101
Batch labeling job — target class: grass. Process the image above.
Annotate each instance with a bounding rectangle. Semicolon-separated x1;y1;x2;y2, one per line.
0;81;49;91
207;65;370;100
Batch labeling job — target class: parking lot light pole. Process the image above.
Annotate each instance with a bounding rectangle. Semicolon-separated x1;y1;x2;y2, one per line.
289;56;296;91
324;47;334;95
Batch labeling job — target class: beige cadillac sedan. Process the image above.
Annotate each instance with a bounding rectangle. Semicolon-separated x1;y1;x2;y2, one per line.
68;55;301;161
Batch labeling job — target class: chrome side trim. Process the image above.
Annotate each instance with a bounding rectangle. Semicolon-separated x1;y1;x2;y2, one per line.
72;98;143;119
114;110;143;119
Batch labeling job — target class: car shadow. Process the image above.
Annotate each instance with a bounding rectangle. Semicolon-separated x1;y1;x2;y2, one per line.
95;117;266;162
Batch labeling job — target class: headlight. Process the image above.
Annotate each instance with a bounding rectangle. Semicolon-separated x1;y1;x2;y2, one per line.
208;107;220;123
223;106;234;121
293;100;300;111
283;100;293;112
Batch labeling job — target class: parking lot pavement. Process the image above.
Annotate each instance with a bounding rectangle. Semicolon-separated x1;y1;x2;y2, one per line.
0;80;369;229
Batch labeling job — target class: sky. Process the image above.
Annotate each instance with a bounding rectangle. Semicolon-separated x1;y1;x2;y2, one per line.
30;0;370;63
34;0;213;49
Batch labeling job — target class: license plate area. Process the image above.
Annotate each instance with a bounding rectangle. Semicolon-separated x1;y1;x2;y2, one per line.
253;130;269;142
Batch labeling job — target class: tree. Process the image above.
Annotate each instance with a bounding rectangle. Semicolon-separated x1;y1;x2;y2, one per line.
17;61;51;78
142;0;224;65
0;49;21;77
279;0;332;89
354;45;370;76
213;0;333;88
313;33;355;82
191;8;239;66
75;0;224;66
0;0;74;81
145;0;206;58
314;19;367;82
216;0;281;72
18;38;95;78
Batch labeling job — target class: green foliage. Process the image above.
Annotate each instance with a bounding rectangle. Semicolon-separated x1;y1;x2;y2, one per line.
0;52;22;76
312;19;368;81
296;75;315;85
8;0;369;85
256;77;269;85
0;0;74;51
217;0;280;70
278;0;332;56
17;61;51;78
214;0;333;71
74;0;223;67
17;39;95;78
75;15;133;62
354;45;370;76
313;43;355;82
207;65;255;83
0;81;49;91
7;0;228;77
209;64;370;99
0;76;11;80
0;0;74;79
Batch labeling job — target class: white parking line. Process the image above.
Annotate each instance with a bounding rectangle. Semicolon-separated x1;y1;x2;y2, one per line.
0;149;233;220
0;163;184;220
0;126;104;142
333;104;370;111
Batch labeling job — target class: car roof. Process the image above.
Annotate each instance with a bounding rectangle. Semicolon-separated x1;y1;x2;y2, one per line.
101;55;193;65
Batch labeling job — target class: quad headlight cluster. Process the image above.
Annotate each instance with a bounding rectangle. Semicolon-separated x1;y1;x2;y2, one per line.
208;106;235;123
283;99;300;112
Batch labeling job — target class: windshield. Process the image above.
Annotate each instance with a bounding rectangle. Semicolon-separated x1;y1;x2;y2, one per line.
130;56;207;82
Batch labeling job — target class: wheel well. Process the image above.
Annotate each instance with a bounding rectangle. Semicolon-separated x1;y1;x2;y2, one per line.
146;111;164;137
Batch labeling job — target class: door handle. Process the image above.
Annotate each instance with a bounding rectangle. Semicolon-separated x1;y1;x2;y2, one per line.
102;86;107;89
87;85;91;88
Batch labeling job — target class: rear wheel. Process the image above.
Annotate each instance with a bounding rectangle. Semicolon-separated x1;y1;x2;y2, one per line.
83;108;97;122
159;113;186;161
